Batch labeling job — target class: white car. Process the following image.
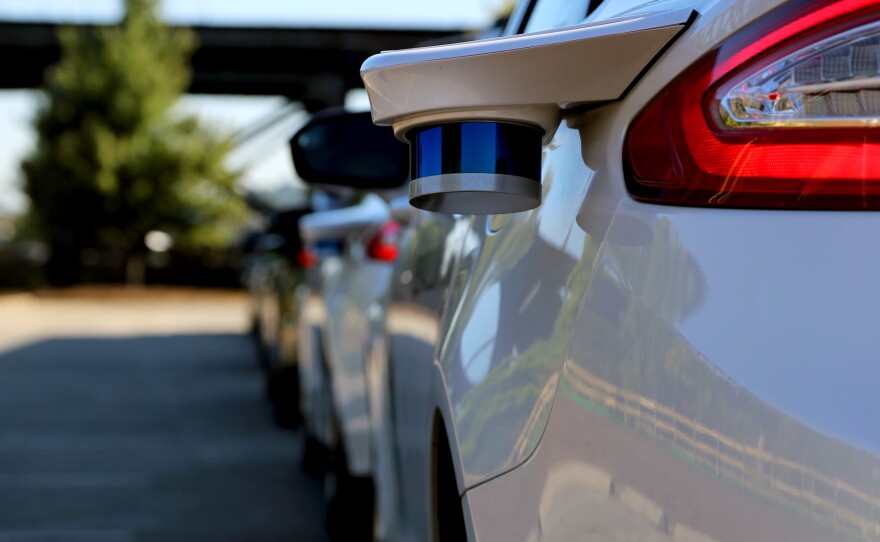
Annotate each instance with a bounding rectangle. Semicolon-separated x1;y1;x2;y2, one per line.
241;208;310;428
357;0;880;541
288;109;409;539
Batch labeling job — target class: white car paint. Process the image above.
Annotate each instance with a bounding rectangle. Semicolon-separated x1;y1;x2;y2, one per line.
360;0;880;541
297;206;395;476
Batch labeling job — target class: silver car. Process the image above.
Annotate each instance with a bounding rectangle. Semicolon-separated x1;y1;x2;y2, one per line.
288;108;408;539
241;207;310;428
358;0;880;540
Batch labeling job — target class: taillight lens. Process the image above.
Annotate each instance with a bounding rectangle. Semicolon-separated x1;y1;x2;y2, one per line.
625;0;880;209
297;248;319;269
367;220;401;262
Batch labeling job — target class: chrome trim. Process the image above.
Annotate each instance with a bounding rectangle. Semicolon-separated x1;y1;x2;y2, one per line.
409;173;541;215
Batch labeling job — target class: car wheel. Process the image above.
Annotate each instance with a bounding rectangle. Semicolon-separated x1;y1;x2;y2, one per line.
267;366;301;429
248;309;260;337
302;431;329;478
325;441;375;541
435;428;467;542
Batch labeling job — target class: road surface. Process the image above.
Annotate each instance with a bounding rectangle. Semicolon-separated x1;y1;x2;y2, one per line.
0;290;329;542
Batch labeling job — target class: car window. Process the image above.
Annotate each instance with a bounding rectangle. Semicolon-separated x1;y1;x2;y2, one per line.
522;0;591;33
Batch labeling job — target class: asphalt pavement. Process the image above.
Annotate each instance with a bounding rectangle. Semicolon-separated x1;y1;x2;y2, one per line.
0;291;329;542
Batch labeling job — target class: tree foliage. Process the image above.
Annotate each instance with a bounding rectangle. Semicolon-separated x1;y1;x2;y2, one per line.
22;0;246;284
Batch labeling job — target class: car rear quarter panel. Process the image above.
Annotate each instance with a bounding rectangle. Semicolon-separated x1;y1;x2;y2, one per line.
437;123;608;488
323;254;395;476
441;0;801;495
465;0;880;540
468;207;880;542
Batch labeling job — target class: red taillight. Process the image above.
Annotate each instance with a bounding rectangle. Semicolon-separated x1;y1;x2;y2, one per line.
367;220;400;262
297;249;319;269
625;0;880;209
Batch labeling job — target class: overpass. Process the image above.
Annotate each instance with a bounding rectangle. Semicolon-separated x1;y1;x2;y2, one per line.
0;22;464;111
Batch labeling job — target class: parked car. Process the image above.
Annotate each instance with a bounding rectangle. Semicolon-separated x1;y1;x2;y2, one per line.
242;206;312;427
288;108;409;539
353;0;880;540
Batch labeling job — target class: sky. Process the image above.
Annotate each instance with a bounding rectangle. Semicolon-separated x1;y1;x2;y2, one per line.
0;0;504;29
0;0;505;215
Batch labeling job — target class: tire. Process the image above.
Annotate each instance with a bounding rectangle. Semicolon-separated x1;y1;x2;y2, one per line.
267;366;301;429
248;310;260;337
325;442;375;541
302;431;330;478
435;428;467;542
255;336;272;374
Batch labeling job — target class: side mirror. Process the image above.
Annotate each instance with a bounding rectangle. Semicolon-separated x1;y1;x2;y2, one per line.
290;109;408;190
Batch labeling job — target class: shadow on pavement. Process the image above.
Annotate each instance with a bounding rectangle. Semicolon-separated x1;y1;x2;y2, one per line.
0;333;329;542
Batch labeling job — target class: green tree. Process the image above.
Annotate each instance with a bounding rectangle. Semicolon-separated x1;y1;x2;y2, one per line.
22;0;246;285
